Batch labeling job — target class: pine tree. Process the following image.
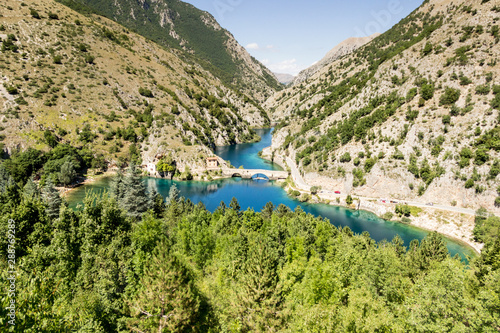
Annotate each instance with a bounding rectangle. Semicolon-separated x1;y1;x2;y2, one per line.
121;163;149;219
58;159;77;187
166;184;180;206
231;238;283;331
149;188;165;217
126;243;202;332
23;176;40;200
0;164;16;193
229;197;240;211
42;178;62;219
110;170;126;200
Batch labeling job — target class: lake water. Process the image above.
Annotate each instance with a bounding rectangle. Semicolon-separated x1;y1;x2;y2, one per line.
66;128;477;260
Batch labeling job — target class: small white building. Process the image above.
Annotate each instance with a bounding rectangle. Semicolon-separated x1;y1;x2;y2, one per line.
206;157;219;168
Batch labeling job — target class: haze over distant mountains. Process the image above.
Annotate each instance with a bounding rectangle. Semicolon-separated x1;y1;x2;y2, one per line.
273;73;296;85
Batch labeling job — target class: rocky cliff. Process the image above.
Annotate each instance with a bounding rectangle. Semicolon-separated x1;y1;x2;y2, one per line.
267;0;500;213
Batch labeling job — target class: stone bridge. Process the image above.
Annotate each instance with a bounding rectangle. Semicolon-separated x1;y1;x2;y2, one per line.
221;168;289;181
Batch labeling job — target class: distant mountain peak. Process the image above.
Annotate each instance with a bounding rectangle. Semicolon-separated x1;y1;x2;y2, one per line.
293;33;380;85
273;73;296;85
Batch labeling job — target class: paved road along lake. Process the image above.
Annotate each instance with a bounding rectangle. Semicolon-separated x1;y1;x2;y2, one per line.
67;128;477;260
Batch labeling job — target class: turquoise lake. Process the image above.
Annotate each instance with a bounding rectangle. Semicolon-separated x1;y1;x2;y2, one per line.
67;128;477;260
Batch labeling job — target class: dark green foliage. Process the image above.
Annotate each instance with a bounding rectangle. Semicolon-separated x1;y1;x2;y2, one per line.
30;8;41;19
1;34;19;52
42;179;62;219
395;204;411;217
48;12;59;20
474;148;490;165
440;87;461;105
78;124;96;143
422;42;433;56
2;148;45;183
138;87;153;98
474;209;500;246
489;160;500;179
476;84;490;95
115;164;150;219
465;179;475;189
340;152;351;163
59;0;280;91
420;82;435;100
126;243;204;332
0;187;499;331
346;194;353;205
43;130;58;148
364;158;376;172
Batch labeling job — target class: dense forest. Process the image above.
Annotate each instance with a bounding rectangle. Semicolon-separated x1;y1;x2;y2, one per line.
0;164;499;332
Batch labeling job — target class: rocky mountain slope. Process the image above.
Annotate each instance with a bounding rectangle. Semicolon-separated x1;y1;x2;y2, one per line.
267;0;500;212
0;0;271;169
58;0;281;103
274;73;295;85
293;33;380;85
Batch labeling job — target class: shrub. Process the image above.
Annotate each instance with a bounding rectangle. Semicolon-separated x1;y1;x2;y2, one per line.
495;197;500;207
53;55;62;64
395;204;411;217
392;149;404;160
364;158;376;172
85;55;95;64
418;185;426;196
474;148;489;165
346;195;353;205
4;84;18;95
340;152;351;163
310;186;321;195
30;8;41;19
465;179;474;188
422;42;433;56
440;87;461;105
48;12;59;20
382;212;394;220
442;115;451;124
139;87;154;98
459;75;472;86
420;83;435;100
475;84;490;95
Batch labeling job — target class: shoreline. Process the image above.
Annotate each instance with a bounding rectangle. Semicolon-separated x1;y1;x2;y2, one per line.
65;157;482;255
260;147;483;255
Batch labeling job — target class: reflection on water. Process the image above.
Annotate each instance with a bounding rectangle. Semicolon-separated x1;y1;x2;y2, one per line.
215;128;283;171
66;176;477;260
65;128;478;260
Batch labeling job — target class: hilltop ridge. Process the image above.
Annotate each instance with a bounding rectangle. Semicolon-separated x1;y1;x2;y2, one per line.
293;33;381;85
0;0;273;171
267;0;500;213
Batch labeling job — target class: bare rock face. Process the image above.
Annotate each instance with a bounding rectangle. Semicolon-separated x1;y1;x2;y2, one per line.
293;33;381;85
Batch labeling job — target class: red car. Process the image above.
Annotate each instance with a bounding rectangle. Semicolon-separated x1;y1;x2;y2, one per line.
334;191;341;194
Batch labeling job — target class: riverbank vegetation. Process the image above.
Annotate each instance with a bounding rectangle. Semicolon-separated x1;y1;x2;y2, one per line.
0;167;499;331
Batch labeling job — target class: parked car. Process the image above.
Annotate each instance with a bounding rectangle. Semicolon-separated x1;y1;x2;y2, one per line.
390;200;398;204
426;202;434;206
334;191;341;194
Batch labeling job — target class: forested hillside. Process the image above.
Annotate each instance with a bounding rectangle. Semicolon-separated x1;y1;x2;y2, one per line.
267;0;500;212
57;0;282;102
0;0;272;171
0;166;499;331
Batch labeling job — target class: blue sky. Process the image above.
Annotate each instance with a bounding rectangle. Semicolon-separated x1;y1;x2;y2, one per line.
183;0;424;75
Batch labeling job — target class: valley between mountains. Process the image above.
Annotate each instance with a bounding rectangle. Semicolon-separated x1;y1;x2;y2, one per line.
1;0;500;331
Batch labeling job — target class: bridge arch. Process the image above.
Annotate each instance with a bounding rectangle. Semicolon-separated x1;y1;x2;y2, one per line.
251;173;270;180
231;173;242;178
